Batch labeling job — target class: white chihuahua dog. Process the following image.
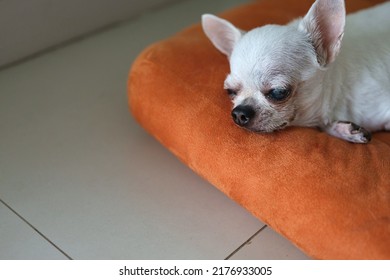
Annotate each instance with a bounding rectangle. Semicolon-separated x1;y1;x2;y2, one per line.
202;0;390;143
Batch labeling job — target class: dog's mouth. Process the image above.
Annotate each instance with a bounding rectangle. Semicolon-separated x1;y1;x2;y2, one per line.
248;111;295;133
244;121;289;133
275;122;289;130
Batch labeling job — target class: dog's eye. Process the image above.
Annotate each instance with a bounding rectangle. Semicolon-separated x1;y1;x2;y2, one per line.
267;88;291;102
226;88;237;98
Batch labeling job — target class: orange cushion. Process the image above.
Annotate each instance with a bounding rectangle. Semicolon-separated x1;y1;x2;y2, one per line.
128;0;390;259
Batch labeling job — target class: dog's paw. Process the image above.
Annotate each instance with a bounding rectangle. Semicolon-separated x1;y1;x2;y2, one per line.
325;121;372;144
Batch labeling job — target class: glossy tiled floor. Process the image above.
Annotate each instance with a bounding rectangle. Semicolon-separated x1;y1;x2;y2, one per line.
0;0;309;260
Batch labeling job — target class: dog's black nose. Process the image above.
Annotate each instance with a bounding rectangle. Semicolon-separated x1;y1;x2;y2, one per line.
231;105;255;127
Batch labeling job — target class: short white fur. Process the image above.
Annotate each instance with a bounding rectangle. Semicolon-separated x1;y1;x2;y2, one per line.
201;0;390;143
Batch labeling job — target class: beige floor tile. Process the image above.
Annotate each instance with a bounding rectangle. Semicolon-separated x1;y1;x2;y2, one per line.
0;201;68;260
229;226;310;260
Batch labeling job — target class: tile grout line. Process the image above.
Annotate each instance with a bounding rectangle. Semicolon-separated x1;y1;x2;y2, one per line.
0;198;73;260
224;225;268;260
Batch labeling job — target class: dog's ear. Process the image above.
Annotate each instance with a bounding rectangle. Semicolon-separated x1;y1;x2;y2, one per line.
299;0;345;67
201;14;242;57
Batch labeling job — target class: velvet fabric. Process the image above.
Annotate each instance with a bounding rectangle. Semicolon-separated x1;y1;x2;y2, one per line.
128;0;390;259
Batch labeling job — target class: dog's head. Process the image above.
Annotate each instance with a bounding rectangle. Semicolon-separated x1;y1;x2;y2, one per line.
202;0;345;132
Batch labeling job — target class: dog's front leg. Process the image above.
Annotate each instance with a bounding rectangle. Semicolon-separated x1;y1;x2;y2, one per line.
323;121;372;143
